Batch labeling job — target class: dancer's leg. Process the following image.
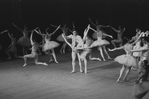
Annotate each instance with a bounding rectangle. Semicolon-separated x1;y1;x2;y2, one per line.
103;46;111;59
77;53;83;73
51;49;58;63
98;46;106;61
5;49;11;59
71;51;77;73
117;65;126;82
34;56;48;66
123;66;131;81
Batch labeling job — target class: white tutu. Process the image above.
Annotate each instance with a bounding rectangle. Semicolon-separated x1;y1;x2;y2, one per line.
43;41;59;51
56;34;64;42
90;39;110;47
115;54;137;67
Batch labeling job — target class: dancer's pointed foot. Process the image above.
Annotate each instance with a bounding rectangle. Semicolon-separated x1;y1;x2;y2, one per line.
23;63;27;67
71;70;75;74
49;59;53;62
80;70;83;73
55;61;59;63
43;62;48;66
116;79;120;83
108;57;112;60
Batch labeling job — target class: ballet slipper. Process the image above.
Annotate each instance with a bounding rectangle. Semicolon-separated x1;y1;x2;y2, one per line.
80;70;83;73
71;70;75;74
55;61;59;63
23;63;27;67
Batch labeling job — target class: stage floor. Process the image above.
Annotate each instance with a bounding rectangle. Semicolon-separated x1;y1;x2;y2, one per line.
0;50;148;99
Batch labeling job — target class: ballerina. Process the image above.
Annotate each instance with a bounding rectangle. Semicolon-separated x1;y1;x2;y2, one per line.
108;40;137;82
78;24;93;73
12;23;31;55
50;24;71;53
35;26;60;63
110;25;125;48
89;19;113;61
22;28;48;67
5;31;18;59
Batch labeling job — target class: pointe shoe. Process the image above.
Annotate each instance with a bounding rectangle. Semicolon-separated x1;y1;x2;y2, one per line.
80;70;83;73
71;70;75;74
116;78;120;83
97;58;102;61
55;61;59;63
23;64;27;67
43;62;48;66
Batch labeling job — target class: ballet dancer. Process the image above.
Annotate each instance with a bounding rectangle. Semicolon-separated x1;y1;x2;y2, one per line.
79;24;93;73
62;28;84;73
35;26;60;63
132;36;149;99
22;28;48;67
88;19;113;61
108;40;137;82
110;25;125;48
5;31;18;59
51;24;71;53
12;23;31;55
131;36;149;81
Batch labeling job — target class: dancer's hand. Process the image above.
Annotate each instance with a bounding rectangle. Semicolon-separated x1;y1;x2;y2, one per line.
108;48;113;51
110;35;113;39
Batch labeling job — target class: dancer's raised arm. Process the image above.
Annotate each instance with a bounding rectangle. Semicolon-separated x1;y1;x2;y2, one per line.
62;33;72;48
108;46;124;51
30;30;34;46
89;18;96;26
83;24;90;41
0;30;8;34
102;33;113;38
132;32;144;45
89;26;97;33
48;25;61;36
12;23;23;32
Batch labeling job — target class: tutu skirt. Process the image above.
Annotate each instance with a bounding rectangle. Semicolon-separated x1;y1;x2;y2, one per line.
56;34;64;42
91;39;110;47
92;32;97;39
17;37;31;47
43;41;59;51
115;54;137;67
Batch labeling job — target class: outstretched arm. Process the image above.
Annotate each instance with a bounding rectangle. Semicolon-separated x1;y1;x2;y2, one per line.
62;33;72;48
30;30;34;45
12;23;23;32
110;26;119;33
48;25;61;36
89;26;97;33
108;46;124;51
83;24;90;41
131;45;148;52
132;32;144;45
0;30;8;34
102;32;113;38
89;18;96;27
